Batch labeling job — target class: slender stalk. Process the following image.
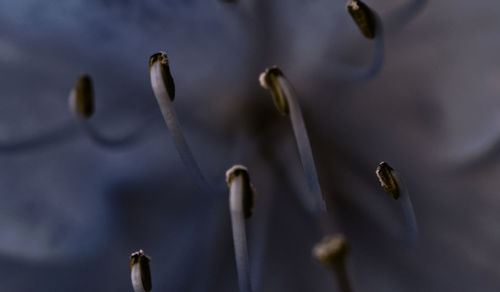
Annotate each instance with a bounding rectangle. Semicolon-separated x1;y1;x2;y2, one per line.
248;182;270;290
386;0;427;33
0;122;75;153
355;12;384;79
335;261;352;292
75;117;148;148
260;67;326;214
149;52;212;195
376;162;419;245
313;234;352;292
227;165;255;292
399;188;418;245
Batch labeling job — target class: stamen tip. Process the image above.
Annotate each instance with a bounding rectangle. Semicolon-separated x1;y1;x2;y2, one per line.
149;52;168;69
259;66;289;115
149;51;175;101
313;234;350;270
226;165;256;218
130;249;152;292
346;0;377;39
69;74;94;119
376;161;400;200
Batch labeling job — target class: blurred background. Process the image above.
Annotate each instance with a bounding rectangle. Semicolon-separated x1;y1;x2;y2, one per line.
1;0;500;291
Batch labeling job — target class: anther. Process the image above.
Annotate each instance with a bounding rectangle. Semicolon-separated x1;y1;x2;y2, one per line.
130;250;152;292
346;0;377;39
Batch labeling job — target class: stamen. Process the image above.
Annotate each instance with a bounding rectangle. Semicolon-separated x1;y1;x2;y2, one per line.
337;0;385;79
227;165;256;292
149;51;213;194
259;66;326;214
0;123;75;153
69;74;147;148
376;162;419;245
313;234;352;292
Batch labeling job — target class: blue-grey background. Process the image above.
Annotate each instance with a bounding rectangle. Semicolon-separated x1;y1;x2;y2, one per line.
1;0;500;291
